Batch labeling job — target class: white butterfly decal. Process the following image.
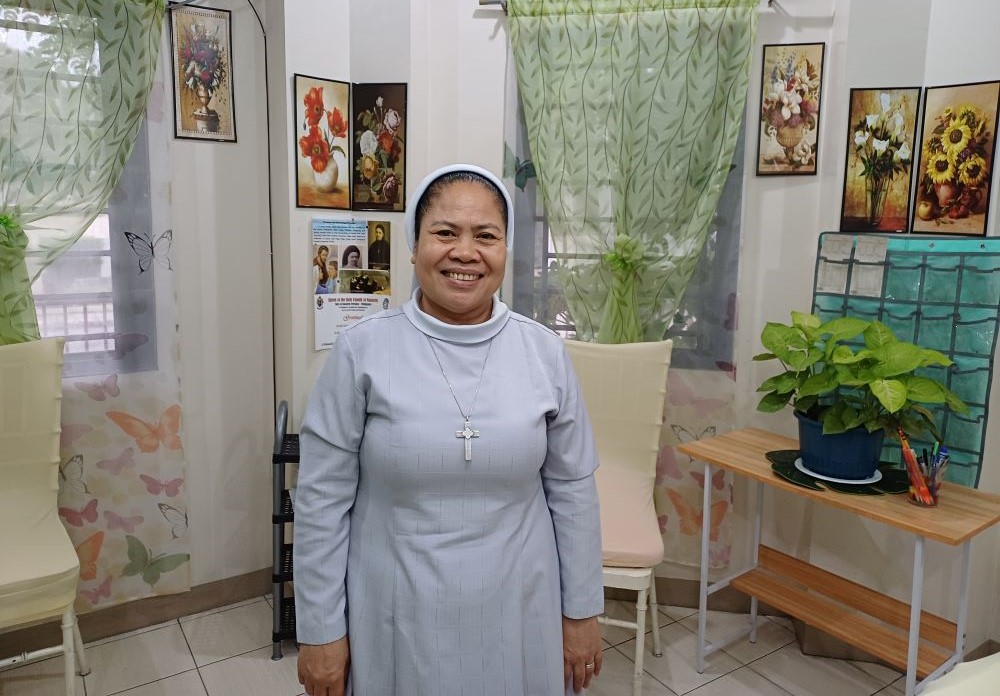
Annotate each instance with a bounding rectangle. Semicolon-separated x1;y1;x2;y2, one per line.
59;454;91;495
122;229;173;273
158;502;189;539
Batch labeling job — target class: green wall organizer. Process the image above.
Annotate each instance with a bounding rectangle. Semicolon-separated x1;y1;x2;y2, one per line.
811;232;1000;488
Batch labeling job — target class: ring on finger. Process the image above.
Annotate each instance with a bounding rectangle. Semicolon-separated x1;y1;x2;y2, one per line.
585;662;595;671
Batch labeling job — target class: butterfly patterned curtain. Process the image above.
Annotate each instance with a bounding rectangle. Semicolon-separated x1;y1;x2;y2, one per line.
55;31;190;609
0;0;165;344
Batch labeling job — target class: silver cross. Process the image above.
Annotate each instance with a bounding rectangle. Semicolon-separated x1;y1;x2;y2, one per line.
455;419;480;462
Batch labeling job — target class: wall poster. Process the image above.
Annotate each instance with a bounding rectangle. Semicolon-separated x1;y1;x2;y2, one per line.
312;218;392;350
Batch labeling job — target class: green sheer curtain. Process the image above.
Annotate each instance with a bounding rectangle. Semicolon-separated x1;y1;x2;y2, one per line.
509;0;757;343
0;0;164;344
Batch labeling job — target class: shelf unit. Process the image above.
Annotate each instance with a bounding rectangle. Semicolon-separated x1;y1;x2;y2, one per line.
678;428;1000;696
271;400;299;660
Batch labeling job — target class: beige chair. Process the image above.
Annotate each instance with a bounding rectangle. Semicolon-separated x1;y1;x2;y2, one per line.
0;337;90;695
920;652;1000;695
565;339;673;696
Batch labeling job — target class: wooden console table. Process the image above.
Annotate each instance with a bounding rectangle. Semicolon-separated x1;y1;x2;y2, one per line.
678;428;1000;696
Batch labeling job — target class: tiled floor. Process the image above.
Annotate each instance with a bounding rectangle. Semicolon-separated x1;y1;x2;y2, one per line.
0;596;908;696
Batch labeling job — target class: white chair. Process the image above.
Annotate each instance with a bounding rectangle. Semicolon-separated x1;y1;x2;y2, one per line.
565;339;673;696
0;337;90;695
920;652;1000;695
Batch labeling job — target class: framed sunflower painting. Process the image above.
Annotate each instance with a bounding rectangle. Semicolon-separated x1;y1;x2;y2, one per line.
912;80;1000;235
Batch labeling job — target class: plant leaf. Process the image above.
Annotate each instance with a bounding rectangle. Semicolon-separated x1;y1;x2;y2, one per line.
821;316;870;341
791;311;821;329
864;321;897;349
757;391;792;412
757;372;801;394
870;378;907;413
870;343;923;377
900;376;947;403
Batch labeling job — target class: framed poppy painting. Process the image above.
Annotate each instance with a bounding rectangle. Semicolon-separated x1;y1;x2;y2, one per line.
351;83;407;212
839;87;921;232
170;5;236;142
294;74;350;210
756;42;825;176
911;80;1000;236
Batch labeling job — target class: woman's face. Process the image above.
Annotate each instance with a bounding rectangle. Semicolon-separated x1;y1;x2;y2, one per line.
347;251;360;267
413;180;506;325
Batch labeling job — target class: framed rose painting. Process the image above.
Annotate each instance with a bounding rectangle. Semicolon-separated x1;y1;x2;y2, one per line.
170;5;236;142
839;87;921;232
295;74;350;210
756;42;825;176
911;80;1000;236
351;83;407;212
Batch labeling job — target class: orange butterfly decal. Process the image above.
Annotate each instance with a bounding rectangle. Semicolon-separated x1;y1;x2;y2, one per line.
75;531;105;581
139;475;184;497
666;489;729;542
80;576;112;604
106;405;182;453
59;499;98;527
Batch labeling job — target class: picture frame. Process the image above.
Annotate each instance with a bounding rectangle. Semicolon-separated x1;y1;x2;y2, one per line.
294;74;351;210
756;42;825;176
839;87;922;233
911;80;1000;236
351;83;407;212
169;4;236;142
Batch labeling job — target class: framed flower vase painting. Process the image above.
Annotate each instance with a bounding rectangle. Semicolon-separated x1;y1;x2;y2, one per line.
756;42;825;176
169;5;236;142
295;74;351;210
351;83;407;212
911;80;1000;236
839;87;921;232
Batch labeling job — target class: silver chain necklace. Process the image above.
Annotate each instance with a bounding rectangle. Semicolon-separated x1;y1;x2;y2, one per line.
426;337;494;462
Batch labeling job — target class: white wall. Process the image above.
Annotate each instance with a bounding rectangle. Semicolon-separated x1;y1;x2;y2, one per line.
172;0;274;583
738;0;1000;647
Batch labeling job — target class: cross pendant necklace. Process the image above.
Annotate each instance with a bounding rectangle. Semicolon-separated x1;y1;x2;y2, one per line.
426;337;494;463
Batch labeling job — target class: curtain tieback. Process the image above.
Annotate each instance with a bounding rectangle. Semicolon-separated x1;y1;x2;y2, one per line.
0;213;28;271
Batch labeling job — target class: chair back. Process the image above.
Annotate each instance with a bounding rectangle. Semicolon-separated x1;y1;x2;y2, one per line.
565;339;672;567
0;338;66;506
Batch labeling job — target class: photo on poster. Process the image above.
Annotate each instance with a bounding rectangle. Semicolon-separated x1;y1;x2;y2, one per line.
352;83;407;212
367;221;391;270
839;87;921;232
756;42;825;176
312;244;339;295
342;269;391;296
295;74;351;210
911;80;1000;236
170;5;237;142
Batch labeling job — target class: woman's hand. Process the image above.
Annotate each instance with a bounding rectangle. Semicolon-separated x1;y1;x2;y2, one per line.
298;637;350;696
562;615;602;693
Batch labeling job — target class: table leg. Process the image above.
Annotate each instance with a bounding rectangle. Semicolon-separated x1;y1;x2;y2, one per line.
696;459;712;674
749;481;764;643
955;541;971;660
905;537;925;696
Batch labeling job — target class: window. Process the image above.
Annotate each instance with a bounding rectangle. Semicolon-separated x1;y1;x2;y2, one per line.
511;123;745;370
32;123;157;377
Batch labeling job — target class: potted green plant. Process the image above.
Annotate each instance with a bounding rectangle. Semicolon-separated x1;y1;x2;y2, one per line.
754;311;968;480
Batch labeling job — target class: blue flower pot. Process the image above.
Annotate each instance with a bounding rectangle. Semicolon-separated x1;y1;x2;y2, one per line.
795;411;884;480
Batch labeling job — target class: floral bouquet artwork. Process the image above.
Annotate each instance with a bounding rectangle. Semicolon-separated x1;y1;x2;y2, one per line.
756;43;825;175
170;6;236;142
352;83;407;212
295;74;350;210
839;88;920;232
912;81;1000;235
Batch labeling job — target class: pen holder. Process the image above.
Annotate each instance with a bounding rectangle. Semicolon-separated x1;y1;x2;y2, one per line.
905;468;938;507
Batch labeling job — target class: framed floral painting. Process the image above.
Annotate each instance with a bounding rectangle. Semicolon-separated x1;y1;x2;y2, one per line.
169;5;236;142
839;87;921;232
295;74;350;210
351;83;407;212
911;80;1000;236
756;42;825;176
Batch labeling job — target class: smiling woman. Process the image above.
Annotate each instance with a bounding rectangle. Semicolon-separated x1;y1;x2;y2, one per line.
294;165;606;696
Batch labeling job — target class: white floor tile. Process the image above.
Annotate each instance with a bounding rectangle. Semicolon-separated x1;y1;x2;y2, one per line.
685;665;795;696
110;669;207;696
601;598;673;647
82;623;196;696
678;610;795;664
198;645;304;696
618;621;742;695
180;599;272;667
587;647;678;696
848;659;902;685
178;596;268;624
0;654;85;696
748;644;897;696
874;677;906;695
659;604;699;622
85;618;180;648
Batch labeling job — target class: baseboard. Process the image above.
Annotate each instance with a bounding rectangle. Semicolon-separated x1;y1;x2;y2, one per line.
0;567;270;658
